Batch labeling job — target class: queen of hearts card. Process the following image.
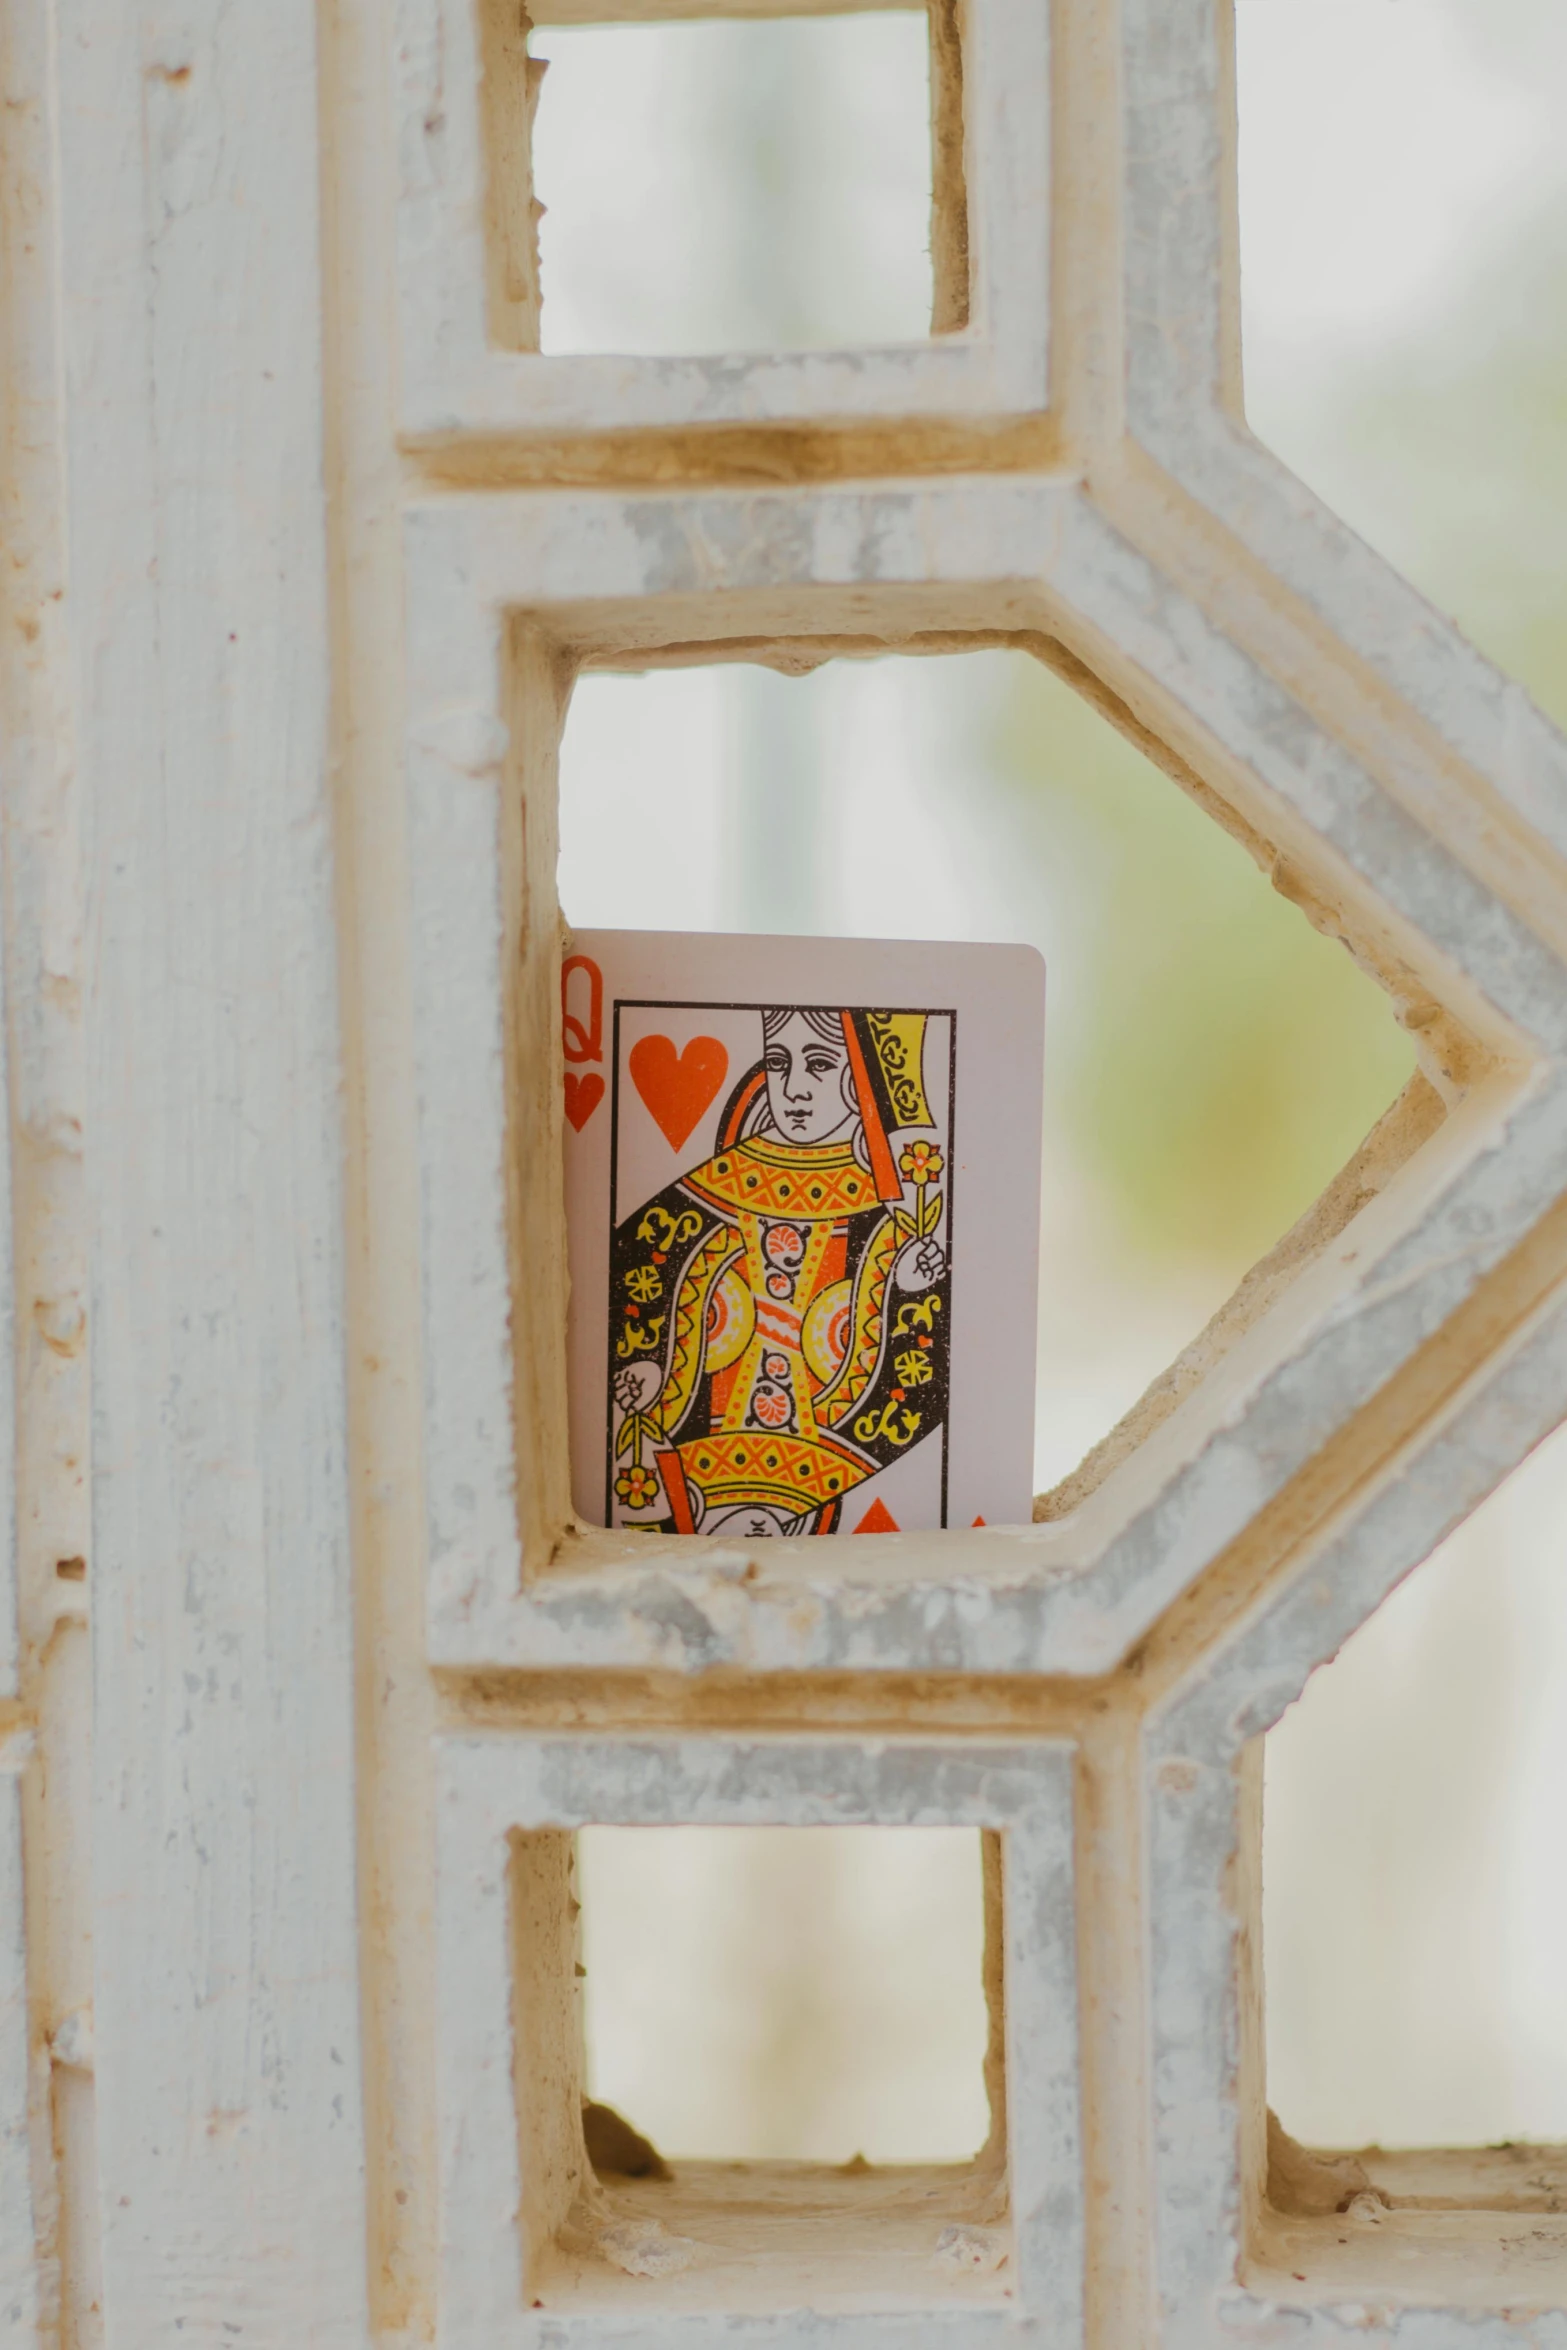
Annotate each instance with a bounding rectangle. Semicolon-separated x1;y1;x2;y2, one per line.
609;1004;951;1538
563;934;1043;1537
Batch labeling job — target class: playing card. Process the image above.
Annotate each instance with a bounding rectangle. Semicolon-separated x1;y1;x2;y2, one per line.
562;931;1044;1537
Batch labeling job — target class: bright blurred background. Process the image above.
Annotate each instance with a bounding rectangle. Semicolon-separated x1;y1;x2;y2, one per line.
542;0;1567;2159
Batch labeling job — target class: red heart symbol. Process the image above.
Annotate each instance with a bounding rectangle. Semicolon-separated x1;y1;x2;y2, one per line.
564;1072;604;1132
629;1034;729;1153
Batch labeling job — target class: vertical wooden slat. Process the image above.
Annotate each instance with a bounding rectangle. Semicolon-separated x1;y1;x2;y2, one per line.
0;0;24;1705
928;0;971;335
0;0;91;2326
56;3;370;2336
0;1747;40;2342
478;0;548;352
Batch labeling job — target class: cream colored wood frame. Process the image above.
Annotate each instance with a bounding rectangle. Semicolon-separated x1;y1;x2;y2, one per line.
409;487;1547;1685
393;0;1050;440
4;0;1567;2339
435;1735;1079;2344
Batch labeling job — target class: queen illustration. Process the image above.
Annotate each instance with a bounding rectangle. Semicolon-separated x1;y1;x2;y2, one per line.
608;1006;951;1535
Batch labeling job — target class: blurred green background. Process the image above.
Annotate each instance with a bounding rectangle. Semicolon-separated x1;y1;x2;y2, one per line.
984;668;1415;1272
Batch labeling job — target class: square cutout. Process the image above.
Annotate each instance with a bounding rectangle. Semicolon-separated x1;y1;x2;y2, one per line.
435;1734;1082;2341
558;1826;1000;2315
578;1825;991;2161
527;15;938;357
549;1820;1004;2313
393;0;1049;435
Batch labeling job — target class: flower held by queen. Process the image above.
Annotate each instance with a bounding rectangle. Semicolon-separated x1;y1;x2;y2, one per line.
615;1464;661;1511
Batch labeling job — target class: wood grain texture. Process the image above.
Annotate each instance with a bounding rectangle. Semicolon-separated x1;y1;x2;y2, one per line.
55;2;370;2337
5;0;1566;2339
392;0;1049;438
0;0;87;2330
0;1747;41;2342
402;485;1567;1695
436;1735;1079;2346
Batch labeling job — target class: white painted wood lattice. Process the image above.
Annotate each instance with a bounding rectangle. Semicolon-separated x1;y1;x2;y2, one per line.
0;0;1564;2343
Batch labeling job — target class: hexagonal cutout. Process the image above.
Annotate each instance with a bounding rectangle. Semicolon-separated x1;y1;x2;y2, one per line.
1237;0;1567;731
557;649;1420;1510
1254;1421;1567;2301
1146;1336;1567;2328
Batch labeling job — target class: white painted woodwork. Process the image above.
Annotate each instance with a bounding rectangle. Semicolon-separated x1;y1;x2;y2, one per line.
392;0;1049;435
0;0;1561;2342
0;1745;40;2341
404;476;1558;1685
436;1736;1078;2344
50;2;371;2340
526;0;922;20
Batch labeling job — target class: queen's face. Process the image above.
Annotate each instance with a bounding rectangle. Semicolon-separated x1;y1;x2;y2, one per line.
763;1012;857;1145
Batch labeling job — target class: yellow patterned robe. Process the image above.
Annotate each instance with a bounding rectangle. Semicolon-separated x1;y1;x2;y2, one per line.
609;1134;947;1532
